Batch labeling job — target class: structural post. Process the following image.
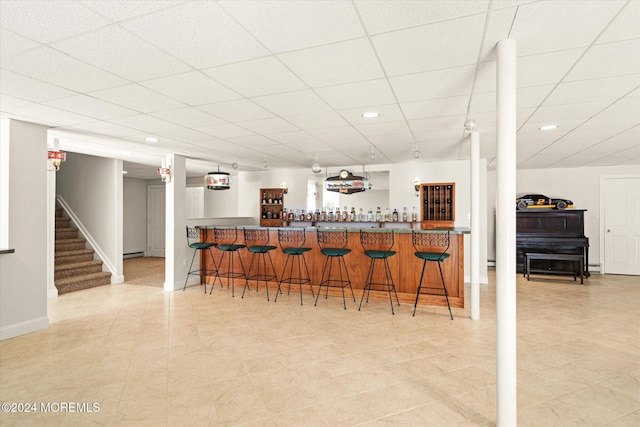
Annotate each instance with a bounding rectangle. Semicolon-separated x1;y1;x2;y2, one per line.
164;154;187;291
470;130;480;320
496;38;517;426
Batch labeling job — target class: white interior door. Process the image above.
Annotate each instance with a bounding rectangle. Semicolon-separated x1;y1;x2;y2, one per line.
147;185;166;257
602;176;640;275
186;187;204;218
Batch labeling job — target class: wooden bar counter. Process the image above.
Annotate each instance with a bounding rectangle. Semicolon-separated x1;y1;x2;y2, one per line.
198;226;469;309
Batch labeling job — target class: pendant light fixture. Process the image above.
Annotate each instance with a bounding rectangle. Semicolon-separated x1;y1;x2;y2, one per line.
204;166;231;190
311;152;322;174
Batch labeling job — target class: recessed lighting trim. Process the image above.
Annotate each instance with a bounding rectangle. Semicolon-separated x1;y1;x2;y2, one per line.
361;111;380;118
538;124;558;131
145;137;159;143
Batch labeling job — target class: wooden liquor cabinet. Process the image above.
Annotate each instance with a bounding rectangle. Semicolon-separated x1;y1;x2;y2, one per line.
259;188;285;227
420;183;455;229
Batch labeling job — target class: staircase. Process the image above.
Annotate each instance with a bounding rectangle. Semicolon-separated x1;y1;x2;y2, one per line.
55;206;111;294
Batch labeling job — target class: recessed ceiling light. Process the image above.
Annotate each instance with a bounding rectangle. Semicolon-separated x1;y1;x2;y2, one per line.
145;137;159;143
361;111;380;118
538;124;558;131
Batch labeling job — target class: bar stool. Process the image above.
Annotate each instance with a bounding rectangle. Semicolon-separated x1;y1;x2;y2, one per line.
211;227;246;297
275;228;315;305
412;230;453;319
315;229;355;310
183;226;217;292
359;229;400;314
242;227;277;301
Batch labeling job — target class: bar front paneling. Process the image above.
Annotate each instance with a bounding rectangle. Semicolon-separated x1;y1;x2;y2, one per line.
199;226;468;309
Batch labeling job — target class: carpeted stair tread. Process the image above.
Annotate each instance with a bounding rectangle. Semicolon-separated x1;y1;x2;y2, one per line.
55;260;103;279
55;249;94;262
55;228;78;239
56;272;111;294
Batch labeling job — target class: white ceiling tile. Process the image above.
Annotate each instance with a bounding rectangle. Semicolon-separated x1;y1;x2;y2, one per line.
527;100;611;124
51;25;191;81
5;46;127;92
544;74;640;106
140;72;241;106
44;95;138;120
0;94;32;110
0;1;112;43
284;111;349;130
338;104;405;125
253;90;331;116
220;0;364;52
0;69;75;102
401;96;469;120
82;0;183;22
157;128;215;144
356;0;489;35
267;131;323;146
389;65;476;102
237;117;299;135
121;1;268;69
564;39;640;82
518;49;584;87
596;1;640;44
596;97;640;118
517;85;556;109
518;118;584;135
510;1;625;56
226;134;279;149
278;38;384;87
150;107;226;129
372;14;485;76
198;99;275;122
414;129;463;143
8;104;94;126
354;120;411;137
368;132;416;146
307;126;363;141
195;123;255;139
579;113;640;133
72;120;142;137
0;29;40;60
204;56;306;97
479;7;517;61
469;92;495;114
409;115;466;134
111;114;183;133
90;84;184;113
315;79;396;110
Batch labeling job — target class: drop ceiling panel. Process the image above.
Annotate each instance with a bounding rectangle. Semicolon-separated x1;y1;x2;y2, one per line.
564;39;640;82
543;74;640;106
401;96;469;120
596;97;640;118
478;6;517;61
510;1;625;56
0;1;111;43
518;49;584;88
196;123;255;139
44;95;138;120
390;65;476;102
140;72;241;106
82;0;183;22
339;104;405;125
355;0;489;35
72;121;142;138
111;114;183;133
307;126;366;141
157;128;216;144
315;79;396;110
413;129;463;142
198;99;275;122
372;14;486;76
284;111;349;131
8;103;94;126
0;69;74;102
595;1;640;44
252;90;331;116
150;107;227;129
121;1;268;69
266;131;324;146
204;56;307;98
355;120;411;137
0;29;39;59
278;38;384;87
5;47;126;92
220;0;364;52
238;117;300;135
51;25;191;81
89;84;184;113
0;94;31;110
527;100;611;123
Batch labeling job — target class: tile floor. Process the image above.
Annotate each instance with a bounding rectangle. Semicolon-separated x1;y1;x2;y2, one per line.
0;270;638;426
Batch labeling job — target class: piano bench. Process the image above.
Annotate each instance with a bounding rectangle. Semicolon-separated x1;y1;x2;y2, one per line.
524;252;584;284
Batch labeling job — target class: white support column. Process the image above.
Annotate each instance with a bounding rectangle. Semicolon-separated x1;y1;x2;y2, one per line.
164;154;187;291
46;137;59;299
496;38;518;426
470;131;480;320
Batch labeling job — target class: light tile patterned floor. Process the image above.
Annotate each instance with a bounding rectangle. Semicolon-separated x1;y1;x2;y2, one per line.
1;270;638;426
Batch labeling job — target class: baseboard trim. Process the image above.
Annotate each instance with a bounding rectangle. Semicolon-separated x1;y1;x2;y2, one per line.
1;316;49;341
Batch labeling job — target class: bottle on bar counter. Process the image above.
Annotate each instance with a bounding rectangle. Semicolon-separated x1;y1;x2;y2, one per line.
321;207;327;221
402;207;408;222
335;206;341;221
412;206;418;222
342;206;348;222
367;207;373;222
375;207;382;222
350;207;356;222
327;208;334;222
384;207;390;222
392;208;399;222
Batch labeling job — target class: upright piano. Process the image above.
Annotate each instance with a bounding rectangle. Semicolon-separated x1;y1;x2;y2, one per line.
516;210;590;277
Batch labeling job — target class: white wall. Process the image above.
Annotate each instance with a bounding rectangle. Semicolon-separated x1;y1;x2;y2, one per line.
238;169;309;217
0;119;49;340
486;164;640;267
123;177;147;255
56;152;123;283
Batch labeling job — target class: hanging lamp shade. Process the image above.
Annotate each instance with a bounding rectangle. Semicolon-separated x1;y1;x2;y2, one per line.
204;170;230;190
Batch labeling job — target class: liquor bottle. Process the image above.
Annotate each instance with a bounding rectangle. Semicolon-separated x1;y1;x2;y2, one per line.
321;207;327;221
328;208;334;222
266;210;272;219
392;208;399;222
357;208;364;222
375;207;382;222
402;207;408;222
335;206;341;221
262;192;266;204
367;208;373;222
384;208;390;222
412;206;418;222
262;207;267;219
342;206;348;222
350;207;355;222
268;193;273;204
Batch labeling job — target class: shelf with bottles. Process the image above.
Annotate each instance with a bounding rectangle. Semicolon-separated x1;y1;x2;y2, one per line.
260;188;285;226
420;182;455;229
281;206;420;228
